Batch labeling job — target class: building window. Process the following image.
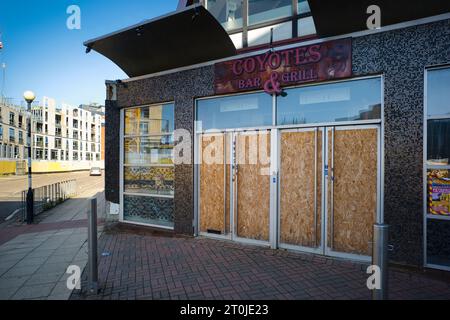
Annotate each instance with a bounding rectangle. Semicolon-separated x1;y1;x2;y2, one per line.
277;77;382;125
0;124;3;139
51;150;59;160
123;103;175;228
425;67;450;271
9;128;15;143
206;0;243;31
248;0;292;26
19;131;23;145
196;91;272;130
204;0;315;49
9;112;15;126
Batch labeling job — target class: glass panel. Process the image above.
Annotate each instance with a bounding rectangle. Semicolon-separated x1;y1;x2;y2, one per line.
229;32;243;49
427;68;450;117
427;219;450;267
427;119;450;165
206;0;243;31
124;195;174;228
125;104;174;136
247;21;292;47
277;78;382;125
427;169;450;216
124;136;174;165
298;0;311;14
249;0;292;25
124;166;174;196
298;16;316;37
196;92;273;130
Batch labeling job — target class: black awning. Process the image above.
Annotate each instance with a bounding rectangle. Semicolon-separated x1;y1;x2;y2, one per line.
84;5;237;78
309;0;450;37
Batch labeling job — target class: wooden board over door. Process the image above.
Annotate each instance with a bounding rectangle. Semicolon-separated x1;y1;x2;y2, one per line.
280;130;322;248
328;128;378;256
236;131;271;241
199;133;229;235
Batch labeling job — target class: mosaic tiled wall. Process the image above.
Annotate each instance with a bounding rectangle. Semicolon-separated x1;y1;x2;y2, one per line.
352;19;450;266
124;195;174;227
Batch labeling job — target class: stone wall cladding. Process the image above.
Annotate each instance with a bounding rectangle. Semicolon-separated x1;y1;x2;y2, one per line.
105;99;120;204
352;19;450;266
113;66;215;235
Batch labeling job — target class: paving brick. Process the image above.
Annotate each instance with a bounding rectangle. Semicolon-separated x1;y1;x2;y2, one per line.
70;230;450;301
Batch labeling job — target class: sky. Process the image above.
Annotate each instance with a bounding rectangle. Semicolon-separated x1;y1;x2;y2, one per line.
0;0;178;107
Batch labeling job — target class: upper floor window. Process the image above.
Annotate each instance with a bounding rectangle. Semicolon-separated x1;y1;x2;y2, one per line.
202;0;315;49
248;0;292;25
206;0;243;31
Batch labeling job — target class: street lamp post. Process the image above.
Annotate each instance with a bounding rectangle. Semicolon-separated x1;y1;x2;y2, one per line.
23;91;35;224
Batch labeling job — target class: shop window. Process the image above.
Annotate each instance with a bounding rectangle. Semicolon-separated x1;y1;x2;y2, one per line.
277;77;382;125
248;0;292;26
196;92;272;130
425;67;450;270
123;103;175;228
206;0;243;31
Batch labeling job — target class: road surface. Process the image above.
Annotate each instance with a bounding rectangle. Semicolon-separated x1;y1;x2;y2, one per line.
0;171;104;222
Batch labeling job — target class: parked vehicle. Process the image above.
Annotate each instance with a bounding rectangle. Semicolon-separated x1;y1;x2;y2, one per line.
90;167;102;176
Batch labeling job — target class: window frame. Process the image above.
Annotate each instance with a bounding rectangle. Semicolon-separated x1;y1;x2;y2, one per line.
423;65;450;272
121;102;176;230
202;0;315;48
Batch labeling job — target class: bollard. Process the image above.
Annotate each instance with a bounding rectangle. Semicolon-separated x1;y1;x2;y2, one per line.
88;197;99;294
372;224;389;300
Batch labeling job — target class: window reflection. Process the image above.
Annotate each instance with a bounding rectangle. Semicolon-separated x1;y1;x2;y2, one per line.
197;92;273;130
125;104;174;136
427;68;450;117
124;136;174;165
248;0;292;25
277;78;382;125
206;0;243;31
247;22;292;46
123;103;175;228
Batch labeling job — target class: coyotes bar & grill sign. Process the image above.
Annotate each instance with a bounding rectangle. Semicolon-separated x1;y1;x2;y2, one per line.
214;38;352;95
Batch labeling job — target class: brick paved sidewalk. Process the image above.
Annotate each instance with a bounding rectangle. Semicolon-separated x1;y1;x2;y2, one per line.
71;225;450;300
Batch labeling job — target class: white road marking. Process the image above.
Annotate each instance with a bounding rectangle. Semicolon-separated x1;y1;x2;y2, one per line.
5;208;21;221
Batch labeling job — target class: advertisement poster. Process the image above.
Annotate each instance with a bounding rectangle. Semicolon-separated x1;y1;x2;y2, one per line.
429;175;450;216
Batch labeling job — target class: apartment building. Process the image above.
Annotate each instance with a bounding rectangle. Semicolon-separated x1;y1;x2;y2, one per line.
0;98;28;160
31;97;103;162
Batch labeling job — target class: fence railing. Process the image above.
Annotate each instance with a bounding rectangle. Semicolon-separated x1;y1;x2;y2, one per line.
20;179;77;221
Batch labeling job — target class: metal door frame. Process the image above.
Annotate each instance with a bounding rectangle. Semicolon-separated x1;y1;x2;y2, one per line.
196;129;275;247
196;124;382;261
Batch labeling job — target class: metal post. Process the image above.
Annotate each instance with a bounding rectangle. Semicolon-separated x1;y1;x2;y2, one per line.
372;223;389;300
88;197;99;294
26;101;34;224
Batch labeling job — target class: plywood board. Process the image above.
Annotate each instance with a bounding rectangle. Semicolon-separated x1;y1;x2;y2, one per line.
328;128;378;256
199;133;229;234
236;132;270;241
280;130;322;247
